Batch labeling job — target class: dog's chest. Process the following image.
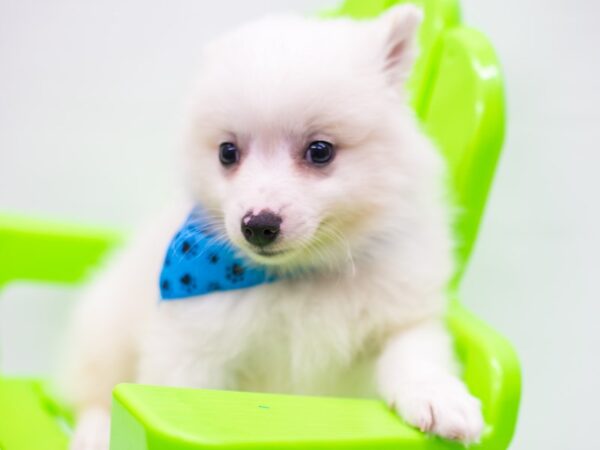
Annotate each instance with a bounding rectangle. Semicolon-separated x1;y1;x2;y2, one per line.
229;281;377;395
153;268;426;393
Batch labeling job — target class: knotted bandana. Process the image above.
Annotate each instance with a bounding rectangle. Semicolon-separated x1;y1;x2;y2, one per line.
159;207;277;300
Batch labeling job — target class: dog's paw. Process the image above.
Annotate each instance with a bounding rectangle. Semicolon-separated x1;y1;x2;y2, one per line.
70;408;110;450
391;377;484;444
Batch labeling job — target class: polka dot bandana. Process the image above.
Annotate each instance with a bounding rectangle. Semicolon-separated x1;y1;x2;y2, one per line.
159;207;277;300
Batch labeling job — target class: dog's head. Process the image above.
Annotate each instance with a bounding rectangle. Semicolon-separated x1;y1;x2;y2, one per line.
185;6;432;273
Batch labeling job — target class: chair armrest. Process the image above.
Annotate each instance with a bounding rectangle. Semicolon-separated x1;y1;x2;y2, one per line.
448;301;521;449
111;384;428;450
0;214;120;289
0;377;69;450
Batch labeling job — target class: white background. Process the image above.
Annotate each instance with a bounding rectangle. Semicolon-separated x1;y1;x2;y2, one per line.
1;1;598;449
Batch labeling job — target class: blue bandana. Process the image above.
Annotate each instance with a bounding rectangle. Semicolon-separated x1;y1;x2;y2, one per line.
159;207;277;300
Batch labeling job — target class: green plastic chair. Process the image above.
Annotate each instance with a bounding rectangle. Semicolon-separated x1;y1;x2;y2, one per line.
0;0;520;449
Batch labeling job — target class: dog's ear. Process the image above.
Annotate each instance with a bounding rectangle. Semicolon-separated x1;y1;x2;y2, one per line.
377;4;423;85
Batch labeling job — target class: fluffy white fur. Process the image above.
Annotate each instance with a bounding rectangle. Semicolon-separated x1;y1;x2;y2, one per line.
66;6;484;449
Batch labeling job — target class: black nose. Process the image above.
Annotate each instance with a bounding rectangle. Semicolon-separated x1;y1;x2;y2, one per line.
241;210;282;247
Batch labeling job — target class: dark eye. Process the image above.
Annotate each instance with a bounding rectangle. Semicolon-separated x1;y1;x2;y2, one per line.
305;141;335;166
219;142;239;166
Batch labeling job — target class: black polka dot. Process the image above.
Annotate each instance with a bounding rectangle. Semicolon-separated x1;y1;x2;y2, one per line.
209;253;219;264
161;279;170;291
180;274;192;285
226;264;245;283
181;241;191;253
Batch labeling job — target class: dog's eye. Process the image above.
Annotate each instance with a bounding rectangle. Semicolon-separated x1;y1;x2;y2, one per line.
305;141;335;166
219;142;239;166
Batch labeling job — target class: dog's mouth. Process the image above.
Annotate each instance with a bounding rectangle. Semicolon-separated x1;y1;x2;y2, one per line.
257;248;289;257
241;245;297;265
248;247;292;261
231;219;325;267
238;223;326;266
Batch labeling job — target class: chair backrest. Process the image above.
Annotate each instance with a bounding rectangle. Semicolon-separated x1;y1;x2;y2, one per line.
336;0;506;286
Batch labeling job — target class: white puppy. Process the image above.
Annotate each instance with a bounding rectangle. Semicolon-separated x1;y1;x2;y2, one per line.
66;6;484;449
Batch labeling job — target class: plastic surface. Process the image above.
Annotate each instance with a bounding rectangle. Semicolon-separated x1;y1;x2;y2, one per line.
0;1;520;449
0;213;120;289
0;378;70;450
111;385;425;450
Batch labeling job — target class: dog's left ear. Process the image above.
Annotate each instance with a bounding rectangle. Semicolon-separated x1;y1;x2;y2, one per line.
377;4;423;85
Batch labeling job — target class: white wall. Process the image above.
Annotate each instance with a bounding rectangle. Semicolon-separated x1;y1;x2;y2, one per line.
460;1;600;449
1;1;598;449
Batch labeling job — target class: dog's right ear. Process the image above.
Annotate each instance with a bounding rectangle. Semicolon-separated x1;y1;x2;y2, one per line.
376;4;423;86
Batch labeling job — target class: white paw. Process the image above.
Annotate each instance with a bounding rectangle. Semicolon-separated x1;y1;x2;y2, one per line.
70;408;110;450
392;377;484;444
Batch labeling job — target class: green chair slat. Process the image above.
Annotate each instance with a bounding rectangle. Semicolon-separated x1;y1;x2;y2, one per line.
111;385;426;450
0;214;119;289
421;27;506;281
0;378;69;450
